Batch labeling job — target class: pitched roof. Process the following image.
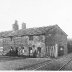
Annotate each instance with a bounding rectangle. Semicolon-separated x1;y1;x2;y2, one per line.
0;31;12;38
0;24;67;38
7;25;56;37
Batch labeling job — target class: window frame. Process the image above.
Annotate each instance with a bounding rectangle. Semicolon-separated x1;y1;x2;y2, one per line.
29;35;33;40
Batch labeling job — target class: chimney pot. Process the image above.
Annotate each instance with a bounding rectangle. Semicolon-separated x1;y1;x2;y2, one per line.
22;22;26;29
12;20;19;31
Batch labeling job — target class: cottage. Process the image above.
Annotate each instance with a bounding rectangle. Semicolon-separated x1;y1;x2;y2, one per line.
0;21;67;58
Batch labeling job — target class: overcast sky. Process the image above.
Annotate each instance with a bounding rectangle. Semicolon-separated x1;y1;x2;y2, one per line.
0;0;72;38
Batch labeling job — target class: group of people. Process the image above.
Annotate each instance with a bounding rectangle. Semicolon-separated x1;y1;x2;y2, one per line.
8;47;18;56
8;46;41;57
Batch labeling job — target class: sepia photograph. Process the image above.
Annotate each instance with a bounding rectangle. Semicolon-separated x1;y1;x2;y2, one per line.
0;0;72;71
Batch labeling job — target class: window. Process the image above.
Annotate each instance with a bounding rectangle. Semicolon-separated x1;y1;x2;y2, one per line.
10;36;13;41
29;35;33;40
37;47;41;53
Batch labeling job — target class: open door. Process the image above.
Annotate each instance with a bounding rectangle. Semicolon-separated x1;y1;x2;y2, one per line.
37;47;41;57
58;46;64;56
29;47;33;57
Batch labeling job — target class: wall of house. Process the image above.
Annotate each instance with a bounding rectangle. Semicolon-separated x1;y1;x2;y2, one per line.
32;35;46;57
56;27;67;56
13;35;46;57
11;36;29;56
1;35;46;57
3;38;12;55
0;39;3;47
0;38;3;55
45;28;67;57
0;38;13;55
55;33;67;56
45;31;56;57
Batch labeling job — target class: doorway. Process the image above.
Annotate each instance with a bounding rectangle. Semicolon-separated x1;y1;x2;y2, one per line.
58;46;64;56
29;47;32;57
37;47;41;57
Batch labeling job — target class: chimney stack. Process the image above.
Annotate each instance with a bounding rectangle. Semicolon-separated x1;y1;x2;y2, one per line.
22;22;26;29
12;20;19;31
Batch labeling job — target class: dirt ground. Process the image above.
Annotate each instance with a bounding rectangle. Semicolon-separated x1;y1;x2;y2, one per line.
0;56;51;70
0;53;72;70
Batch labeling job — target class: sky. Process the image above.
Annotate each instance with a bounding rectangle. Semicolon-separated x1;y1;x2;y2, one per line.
0;0;72;38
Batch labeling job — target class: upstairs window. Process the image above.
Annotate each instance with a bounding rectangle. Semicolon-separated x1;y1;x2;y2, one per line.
10;36;13;41
29;35;33;40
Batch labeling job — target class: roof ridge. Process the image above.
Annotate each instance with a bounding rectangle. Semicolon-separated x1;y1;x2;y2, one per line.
19;24;57;31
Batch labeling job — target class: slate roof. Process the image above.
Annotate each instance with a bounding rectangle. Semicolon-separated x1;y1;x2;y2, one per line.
0;24;67;38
